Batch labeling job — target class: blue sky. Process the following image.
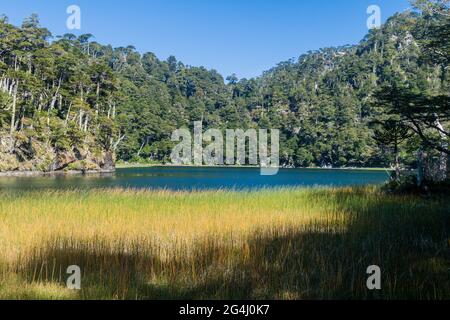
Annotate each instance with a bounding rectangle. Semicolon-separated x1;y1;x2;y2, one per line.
1;0;411;79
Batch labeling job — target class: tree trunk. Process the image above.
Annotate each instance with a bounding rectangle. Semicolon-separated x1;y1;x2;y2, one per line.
9;80;18;136
79;110;84;129
65;102;72;125
137;137;149;157
49;78;62;110
434;118;448;181
393;136;400;182
84;115;89;132
417;147;425;187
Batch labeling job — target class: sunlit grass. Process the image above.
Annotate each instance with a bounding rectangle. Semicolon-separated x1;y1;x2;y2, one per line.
0;187;449;299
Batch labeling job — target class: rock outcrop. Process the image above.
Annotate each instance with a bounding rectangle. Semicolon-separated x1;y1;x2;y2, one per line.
0;133;115;174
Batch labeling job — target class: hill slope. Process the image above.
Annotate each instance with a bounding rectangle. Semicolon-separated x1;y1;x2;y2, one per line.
0;10;447;172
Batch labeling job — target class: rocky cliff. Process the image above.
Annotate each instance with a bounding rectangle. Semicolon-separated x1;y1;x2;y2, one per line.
0;132;115;174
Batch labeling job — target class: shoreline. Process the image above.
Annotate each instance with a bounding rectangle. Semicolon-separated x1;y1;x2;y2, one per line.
116;163;393;171
0;165;394;177
0;169;115;177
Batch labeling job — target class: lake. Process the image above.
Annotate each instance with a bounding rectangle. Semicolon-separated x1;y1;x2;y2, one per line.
0;167;390;191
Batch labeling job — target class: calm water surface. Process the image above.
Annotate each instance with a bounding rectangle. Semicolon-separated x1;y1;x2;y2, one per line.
0;167;390;191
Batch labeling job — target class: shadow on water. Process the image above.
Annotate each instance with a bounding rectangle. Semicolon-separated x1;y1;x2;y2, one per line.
5;190;450;300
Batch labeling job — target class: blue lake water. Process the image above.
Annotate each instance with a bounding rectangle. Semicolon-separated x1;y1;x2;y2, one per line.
0;167;390;191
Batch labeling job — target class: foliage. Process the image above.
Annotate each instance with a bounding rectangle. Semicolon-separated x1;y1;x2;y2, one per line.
0;1;448;171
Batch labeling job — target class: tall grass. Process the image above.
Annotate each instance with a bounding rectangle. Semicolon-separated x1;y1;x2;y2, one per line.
0;187;449;299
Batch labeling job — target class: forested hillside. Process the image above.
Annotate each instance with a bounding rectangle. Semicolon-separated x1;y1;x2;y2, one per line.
0;14;117;172
0;0;448;173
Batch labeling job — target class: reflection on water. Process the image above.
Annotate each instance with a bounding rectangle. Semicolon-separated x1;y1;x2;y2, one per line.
0;167;390;191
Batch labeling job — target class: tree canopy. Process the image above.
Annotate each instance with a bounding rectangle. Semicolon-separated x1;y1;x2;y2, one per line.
0;0;448;175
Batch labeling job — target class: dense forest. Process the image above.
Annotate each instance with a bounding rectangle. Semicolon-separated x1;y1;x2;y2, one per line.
0;0;448;180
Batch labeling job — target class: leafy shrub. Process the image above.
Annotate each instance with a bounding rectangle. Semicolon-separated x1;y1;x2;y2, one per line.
383;172;419;194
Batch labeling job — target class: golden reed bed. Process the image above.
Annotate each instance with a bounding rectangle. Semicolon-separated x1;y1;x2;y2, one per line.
0;187;449;299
